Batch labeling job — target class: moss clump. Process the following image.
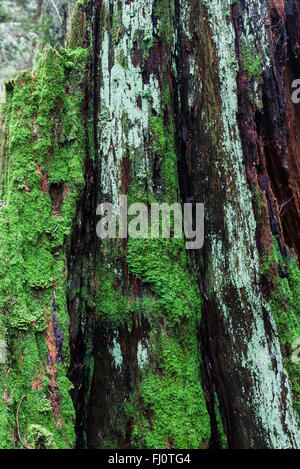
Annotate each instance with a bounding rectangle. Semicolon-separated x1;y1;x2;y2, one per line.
27;424;54;449
126;327;210;449
241;43;261;81
125;235;210;447
127;238;201;324
149;115;178;203
95;266;131;326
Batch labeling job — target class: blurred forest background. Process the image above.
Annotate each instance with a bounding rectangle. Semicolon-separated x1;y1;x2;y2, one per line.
0;0;76;101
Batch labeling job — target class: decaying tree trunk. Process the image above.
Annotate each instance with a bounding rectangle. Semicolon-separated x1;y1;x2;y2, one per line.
0;0;299;449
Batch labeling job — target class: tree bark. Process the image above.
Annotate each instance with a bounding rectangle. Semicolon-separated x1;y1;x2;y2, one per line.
0;0;299;449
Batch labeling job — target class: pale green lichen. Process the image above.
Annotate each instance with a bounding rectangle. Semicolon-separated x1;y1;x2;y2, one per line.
261;238;300;421
99;0;161;208
94;0;211;449
27;424;54;449
111;337;123;369
202;0;299;447
137;341;148;369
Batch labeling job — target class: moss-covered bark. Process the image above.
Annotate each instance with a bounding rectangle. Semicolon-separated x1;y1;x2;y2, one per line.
0;40;88;449
0;0;299;449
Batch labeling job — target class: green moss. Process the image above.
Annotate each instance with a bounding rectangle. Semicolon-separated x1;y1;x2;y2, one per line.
213;393;227;449
125;230;210;447
261;238;300;420
253;185;264;223
248;90;254;103
128;238;201;324
126;327;210;449
27;424;54;449
241;43;261;81
92;61;211;445
0;43;89;448
95;263;131;326
149;115;178;203
121;79;211;447
155;0;174;47
141;38;154;60
83;0;211;447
